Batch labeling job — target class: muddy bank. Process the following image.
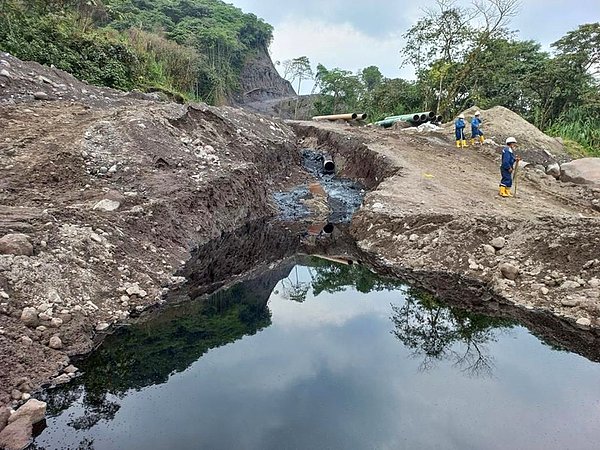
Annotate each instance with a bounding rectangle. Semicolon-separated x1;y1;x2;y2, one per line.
291;121;600;332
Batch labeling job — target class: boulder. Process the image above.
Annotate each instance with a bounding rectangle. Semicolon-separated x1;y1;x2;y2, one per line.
8;399;46;425
0;407;10;433
48;335;63;350
0;417;33;450
93;199;121;212
546;162;561;179
20;308;39;328
0;234;33;256
482;244;496;256
490;237;506;250
499;263;519;280
560;158;600;185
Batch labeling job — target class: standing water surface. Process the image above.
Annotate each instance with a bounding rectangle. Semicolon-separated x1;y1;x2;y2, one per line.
33;258;600;450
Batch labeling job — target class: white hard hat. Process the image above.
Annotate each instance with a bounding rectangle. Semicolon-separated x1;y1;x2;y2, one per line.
506;137;517;144
458;113;465;119
474;111;481;116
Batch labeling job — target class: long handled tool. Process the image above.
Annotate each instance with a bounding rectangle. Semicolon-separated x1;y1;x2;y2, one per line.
512;158;521;198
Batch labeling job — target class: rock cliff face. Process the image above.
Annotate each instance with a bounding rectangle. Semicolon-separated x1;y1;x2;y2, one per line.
236;46;296;104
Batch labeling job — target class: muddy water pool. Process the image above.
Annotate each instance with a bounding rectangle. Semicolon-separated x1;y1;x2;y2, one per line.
32;257;600;450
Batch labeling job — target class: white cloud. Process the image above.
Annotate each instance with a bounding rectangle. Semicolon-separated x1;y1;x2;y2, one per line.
269;18;414;94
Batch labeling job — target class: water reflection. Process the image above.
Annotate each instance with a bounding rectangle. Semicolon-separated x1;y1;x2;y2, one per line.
33;258;600;450
391;288;515;377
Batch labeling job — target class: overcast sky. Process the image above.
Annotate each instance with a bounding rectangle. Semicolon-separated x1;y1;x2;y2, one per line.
226;0;599;94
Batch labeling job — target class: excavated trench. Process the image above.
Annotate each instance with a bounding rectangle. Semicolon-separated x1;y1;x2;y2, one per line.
28;128;600;449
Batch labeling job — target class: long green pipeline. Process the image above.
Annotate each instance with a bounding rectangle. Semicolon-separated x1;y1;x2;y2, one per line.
374;117;420;128
384;111;435;121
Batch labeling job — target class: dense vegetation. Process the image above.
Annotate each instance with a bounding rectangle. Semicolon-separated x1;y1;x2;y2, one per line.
290;2;599;154
0;0;273;103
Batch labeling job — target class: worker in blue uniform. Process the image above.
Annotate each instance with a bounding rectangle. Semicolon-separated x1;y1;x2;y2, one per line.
455;113;467;148
470;111;484;145
499;137;520;197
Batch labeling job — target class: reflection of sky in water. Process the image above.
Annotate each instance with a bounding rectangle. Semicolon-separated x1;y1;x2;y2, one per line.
35;266;600;450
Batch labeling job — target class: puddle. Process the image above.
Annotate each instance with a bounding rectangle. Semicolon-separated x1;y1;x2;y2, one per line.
33;257;600;450
273;149;365;223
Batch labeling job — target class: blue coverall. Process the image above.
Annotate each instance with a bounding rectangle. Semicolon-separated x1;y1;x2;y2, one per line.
471;117;483;138
455;118;466;140
500;146;516;188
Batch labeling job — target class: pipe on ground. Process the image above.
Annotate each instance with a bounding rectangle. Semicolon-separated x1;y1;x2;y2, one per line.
322;154;335;174
322;223;335;234
354;113;368;121
312;113;358;121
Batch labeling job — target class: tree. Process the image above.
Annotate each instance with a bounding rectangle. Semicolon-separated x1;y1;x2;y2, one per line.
360;65;383;91
551;23;600;77
313;63;362;114
281;55;313;95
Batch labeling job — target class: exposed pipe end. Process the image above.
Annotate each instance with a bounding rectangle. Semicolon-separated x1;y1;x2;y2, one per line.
412;114;420;122
351;113;358;120
420;114;427;121
323;160;335;173
437;115;443;122
357;113;368;120
322;223;335;234
428;111;436;118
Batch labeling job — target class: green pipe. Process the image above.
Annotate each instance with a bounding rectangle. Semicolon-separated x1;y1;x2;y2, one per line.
384;111;435;121
374;117;422;128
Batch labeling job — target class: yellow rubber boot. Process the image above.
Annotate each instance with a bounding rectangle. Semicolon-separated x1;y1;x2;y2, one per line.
499;186;507;197
462;140;468;148
505;187;513;197
456;140;461;148
470;138;475;146
479;135;485;144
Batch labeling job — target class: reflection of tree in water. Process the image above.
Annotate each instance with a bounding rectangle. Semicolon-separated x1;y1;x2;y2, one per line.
280;257;404;302
391;287;516;377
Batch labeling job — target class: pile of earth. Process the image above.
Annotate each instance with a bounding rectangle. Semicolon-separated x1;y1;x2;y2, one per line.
442;105;570;165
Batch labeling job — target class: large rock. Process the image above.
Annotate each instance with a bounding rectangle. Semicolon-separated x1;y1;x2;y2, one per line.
93;199;121;212
20;307;39;328
560;158;600;185
490;237;506;250
546;162;561;179
0;417;32;450
8;399;46;425
499;263;520;280
0;234;33;256
48;335;63;349
0;407;10;433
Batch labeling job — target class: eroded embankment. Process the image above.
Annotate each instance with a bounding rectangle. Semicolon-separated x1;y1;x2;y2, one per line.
291;121;600;336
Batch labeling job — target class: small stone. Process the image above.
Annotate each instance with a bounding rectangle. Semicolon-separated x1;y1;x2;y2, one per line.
48;335;62;350
99;166;109;174
90;233;102;244
126;283;147;298
33;91;49;100
589;278;600;289
560;280;580;290
10;390;21;401
35;326;47;332
52;374;71;385
0;291;9;299
0;69;10;78
576;317;591;328
545;162;561;179
499;263;519;280
21;393;30;401
130;205;144;214
8;399;46;426
95;322;110;332
38;312;51;321
20;308;39;327
93;199;120;212
49;317;63;328
540;287;549;295
409;234;419;242
561;297;579;307
108;165;118;174
64;365;78;374
0;234;33;256
491;237;506;250
482;244;496;256
20;336;33;346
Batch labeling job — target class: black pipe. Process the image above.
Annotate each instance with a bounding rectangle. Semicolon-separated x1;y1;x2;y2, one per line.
322;223;335;234
323;155;335;174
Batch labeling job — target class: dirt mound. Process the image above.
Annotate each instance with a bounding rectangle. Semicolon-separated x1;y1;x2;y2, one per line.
442;106;569;164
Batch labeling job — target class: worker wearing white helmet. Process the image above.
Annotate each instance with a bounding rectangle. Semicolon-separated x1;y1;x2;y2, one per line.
499;137;520;197
470;110;484;146
454;113;467;148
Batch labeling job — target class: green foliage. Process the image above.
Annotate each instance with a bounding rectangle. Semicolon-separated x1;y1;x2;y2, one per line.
0;0;273;103
548;106;600;155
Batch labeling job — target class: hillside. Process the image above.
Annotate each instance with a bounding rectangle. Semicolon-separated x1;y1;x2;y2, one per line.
0;0;294;104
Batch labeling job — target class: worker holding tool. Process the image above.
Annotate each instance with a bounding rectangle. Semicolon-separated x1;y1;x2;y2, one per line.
455;113;467;148
470;111;484;145
499;137;520;197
